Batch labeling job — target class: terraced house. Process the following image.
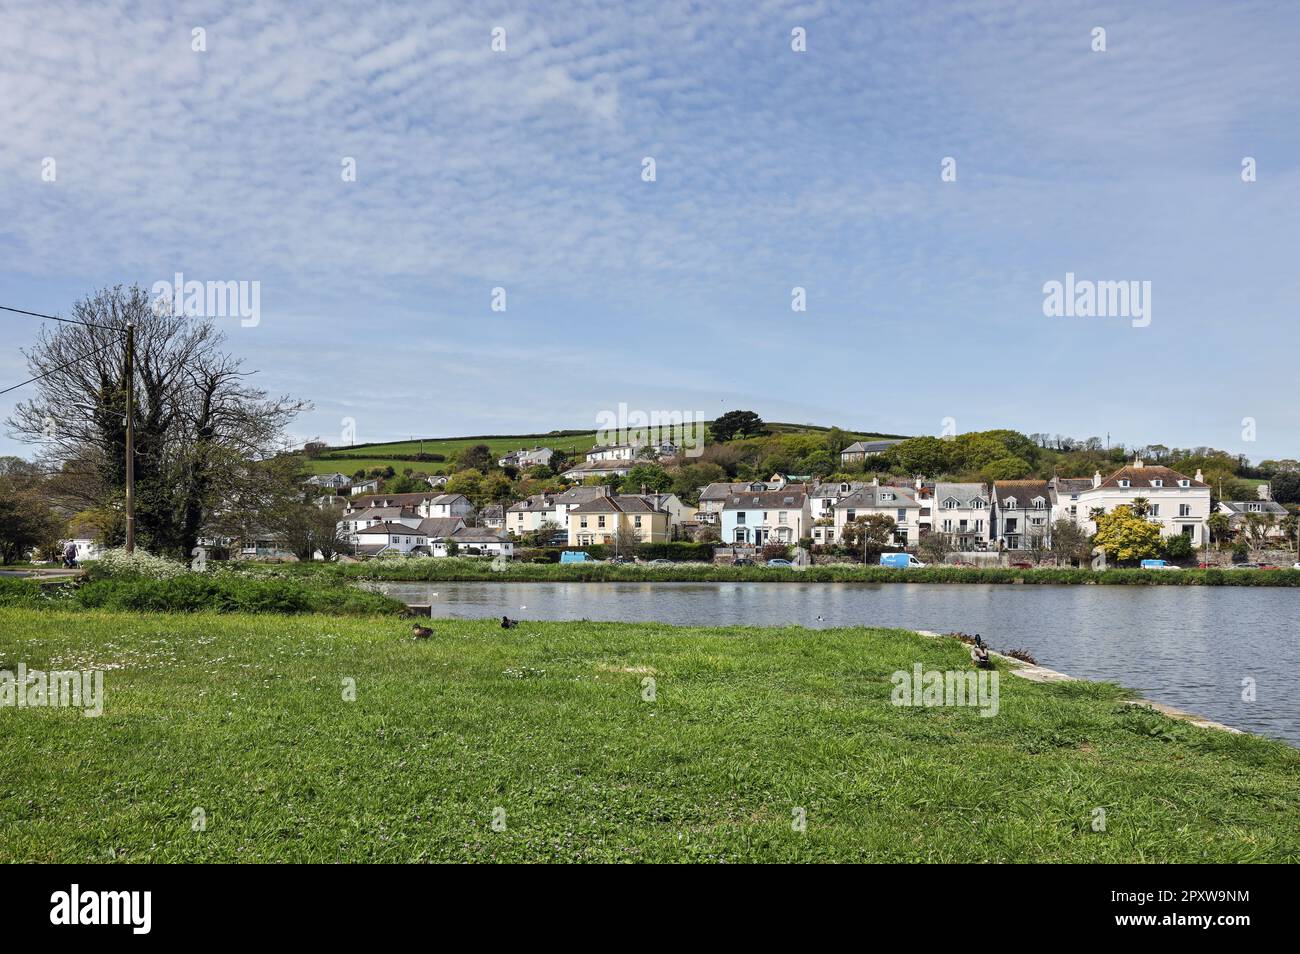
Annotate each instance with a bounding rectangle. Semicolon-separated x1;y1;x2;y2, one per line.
832;482;922;547
991;480;1052;550
568;495;671;546
721;489;811;546
931;482;991;550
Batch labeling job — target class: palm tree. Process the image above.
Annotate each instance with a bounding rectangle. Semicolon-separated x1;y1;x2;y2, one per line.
1130;497;1151;519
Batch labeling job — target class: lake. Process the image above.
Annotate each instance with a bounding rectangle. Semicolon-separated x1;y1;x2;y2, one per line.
374;581;1300;745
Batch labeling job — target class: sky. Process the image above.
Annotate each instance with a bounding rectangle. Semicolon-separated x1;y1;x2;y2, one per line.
1;0;1298;460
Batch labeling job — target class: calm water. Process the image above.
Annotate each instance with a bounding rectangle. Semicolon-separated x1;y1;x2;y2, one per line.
375;581;1300;745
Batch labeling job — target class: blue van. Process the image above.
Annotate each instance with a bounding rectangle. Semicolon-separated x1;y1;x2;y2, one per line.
879;553;926;568
1139;559;1179;570
560;551;592;564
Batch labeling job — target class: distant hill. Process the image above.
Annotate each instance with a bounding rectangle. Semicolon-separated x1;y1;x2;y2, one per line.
298;423;908;476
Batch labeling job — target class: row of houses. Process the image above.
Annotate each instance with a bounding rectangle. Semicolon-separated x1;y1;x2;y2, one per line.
695;461;1221;550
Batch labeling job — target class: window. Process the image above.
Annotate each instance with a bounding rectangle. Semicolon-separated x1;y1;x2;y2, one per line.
598;516;606;528
896;509;906;523
1119;479;1130;488
881;492;895;501
736;512;746;524
1149;504;1160;517
779;512;788;524
1182;525;1194;536
1151;479;1163;487
970;498;985;508
1247;503;1262;513
943;498;959;509
1178;479;1189;488
1004;497;1017;510
1006;519;1018;532
1179;504;1191;517
845;509;855;522
634;516;642;528
1032;498;1046;509
580;517;588;528
942;519;953;532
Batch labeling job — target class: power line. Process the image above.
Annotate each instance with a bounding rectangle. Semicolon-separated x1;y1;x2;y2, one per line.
0;303;119;332
0;338;120;396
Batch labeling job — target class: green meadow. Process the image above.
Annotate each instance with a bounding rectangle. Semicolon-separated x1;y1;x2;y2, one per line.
2;609;1295;862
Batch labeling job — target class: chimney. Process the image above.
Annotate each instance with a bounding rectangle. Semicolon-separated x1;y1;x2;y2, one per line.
915;477;922;490
1194;469;1204;483
1092;471;1102;488
1258;483;1270;501
871;477;879;487
1134;458;1145;468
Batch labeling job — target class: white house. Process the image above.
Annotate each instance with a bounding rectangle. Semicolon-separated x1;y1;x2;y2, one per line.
839;439;902;467
720;489;811;546
586;444;637;462
338;507;423;546
306;473;350;490
1074;461;1212;546
353;522;431;557
932;482;991;550
440;526;514;557
1049;477;1095;527
809;481;866;544
348;478;381;495
561;459;633;480
833;482;922;547
1216;498;1290;539
498;447;555;470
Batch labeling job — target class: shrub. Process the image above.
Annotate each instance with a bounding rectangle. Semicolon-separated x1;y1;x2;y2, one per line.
72;575;403;615
84;548;188;581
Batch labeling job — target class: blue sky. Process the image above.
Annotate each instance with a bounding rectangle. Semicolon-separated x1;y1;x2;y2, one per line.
2;0;1298;459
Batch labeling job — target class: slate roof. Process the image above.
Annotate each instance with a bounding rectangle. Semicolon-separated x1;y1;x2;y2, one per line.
1097;465;1207;489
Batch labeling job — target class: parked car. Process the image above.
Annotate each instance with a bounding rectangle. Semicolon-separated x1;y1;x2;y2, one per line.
1009;561;1033;569
732;557;755;566
559;550;592;564
647;559;673;566
609;555;634;564
879;553;926;568
766;558;793;567
1139;559;1180;570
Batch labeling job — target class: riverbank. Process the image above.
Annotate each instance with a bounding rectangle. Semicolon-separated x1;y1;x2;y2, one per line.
2;608;1295;862
264;558;1300;586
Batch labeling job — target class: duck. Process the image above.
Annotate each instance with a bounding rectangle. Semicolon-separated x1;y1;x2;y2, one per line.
501;616;520;629
411;624;433;640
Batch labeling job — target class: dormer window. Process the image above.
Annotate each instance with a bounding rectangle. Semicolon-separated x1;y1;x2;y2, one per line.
1178;479;1189;488
1247;502;1262;512
1032;497;1046;509
970;498;985;508
1151;479;1163;487
1119;480;1130;488
881;492;894;501
1004;497;1017;510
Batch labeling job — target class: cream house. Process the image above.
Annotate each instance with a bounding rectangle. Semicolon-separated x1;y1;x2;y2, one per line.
568;495;670;546
809;481;866;544
1074;461;1211;546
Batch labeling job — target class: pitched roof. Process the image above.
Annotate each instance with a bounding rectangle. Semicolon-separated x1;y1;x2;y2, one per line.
933;482;989;507
416;517;466;537
1218;500;1288;515
349;493;436;508
507;494;554;513
571;495;667;515
834;485;920;509
451;526;510;542
992;480;1052;507
841;439;902;455
355;522;427;536
809;481;866;498
722;490;808;510
562;460;633;475
345;507;418;522
1052;477;1095;494
1097;465;1207;489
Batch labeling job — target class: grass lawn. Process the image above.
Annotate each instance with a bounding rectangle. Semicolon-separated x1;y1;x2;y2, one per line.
1;608;1295;862
299;422;898;476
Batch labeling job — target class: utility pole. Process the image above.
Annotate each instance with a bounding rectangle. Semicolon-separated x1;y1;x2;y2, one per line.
124;322;136;553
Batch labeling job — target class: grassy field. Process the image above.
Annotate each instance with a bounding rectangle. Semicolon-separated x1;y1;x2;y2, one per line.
300;423;899;476
1;608;1296;862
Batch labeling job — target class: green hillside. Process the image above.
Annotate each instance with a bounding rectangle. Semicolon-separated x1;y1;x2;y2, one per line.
300;423;904;476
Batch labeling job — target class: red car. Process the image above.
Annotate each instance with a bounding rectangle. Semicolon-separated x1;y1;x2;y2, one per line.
1009;561;1033;569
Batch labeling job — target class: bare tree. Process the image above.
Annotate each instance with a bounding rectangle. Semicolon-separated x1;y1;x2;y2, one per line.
6;285;308;556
